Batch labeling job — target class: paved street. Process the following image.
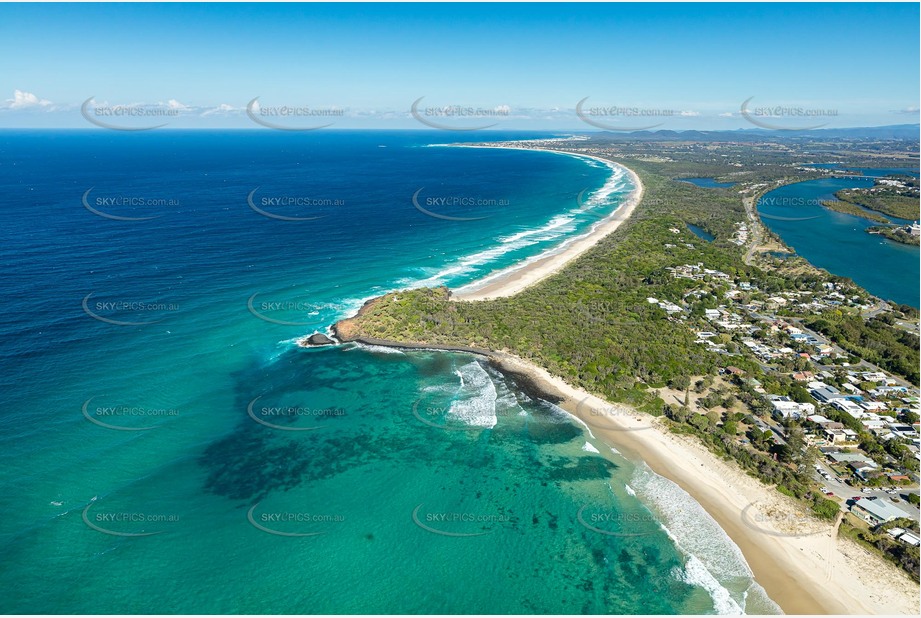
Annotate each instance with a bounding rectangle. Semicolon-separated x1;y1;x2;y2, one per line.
812;460;920;521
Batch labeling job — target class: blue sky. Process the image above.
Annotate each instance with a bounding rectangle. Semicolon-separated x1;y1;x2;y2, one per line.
1;2;918;130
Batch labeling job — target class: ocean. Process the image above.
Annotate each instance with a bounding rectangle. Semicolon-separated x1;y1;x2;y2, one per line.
0;130;779;613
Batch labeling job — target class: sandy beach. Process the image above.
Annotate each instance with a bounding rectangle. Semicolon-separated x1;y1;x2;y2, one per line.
452;151;918;612
450;146;643;301
485;353;919;615
336;151;919;614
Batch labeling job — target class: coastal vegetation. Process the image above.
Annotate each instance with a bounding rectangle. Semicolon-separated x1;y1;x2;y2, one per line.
840;515;920;581
803;312;920;384
868;225;920;246
833;177;920;221
820;199;890;223
336;140;921;581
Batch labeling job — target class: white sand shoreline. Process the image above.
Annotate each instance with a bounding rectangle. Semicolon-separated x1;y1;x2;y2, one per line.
445;145;643;301
490;352;919;615
336;143;918;614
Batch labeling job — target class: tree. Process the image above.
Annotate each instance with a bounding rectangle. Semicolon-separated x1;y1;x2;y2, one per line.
669;375;691;391
689;413;711;431
785;426;805;456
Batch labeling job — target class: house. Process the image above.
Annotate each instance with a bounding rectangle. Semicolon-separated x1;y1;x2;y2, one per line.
725;366;745;377
824;428;859;445
660;302;683;315
812;385;846;403
850;461;880;481
871;386;909;398
851;497;909;526
890;425;919;439
831;399;866;417
841;383;862;395
861;419;887;431
792;371;815;382
806;415;844;433
771;398;815;420
897;531;920;547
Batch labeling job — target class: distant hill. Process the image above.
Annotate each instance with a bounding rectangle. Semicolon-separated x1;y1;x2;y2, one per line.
588;124;920;142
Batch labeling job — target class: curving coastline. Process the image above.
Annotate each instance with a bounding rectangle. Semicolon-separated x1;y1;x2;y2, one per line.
330;330;918;615
331;154;918;615
448;146;643;301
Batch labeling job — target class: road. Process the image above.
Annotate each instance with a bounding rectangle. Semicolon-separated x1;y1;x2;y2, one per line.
861;300;920;336
742;195;762;265
749;310;916;389
811;460;920;522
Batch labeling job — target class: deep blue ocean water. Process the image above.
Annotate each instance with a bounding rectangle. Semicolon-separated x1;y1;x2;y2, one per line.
0;131;778;614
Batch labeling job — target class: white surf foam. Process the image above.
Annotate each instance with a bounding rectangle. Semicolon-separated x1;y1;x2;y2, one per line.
554;403;597;440
630;463;762;614
673;557;744;615
358;343;406;355
582;441;600;454
447;361;498;428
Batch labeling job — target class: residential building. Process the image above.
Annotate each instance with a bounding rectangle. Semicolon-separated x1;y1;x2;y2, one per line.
851;497;909;526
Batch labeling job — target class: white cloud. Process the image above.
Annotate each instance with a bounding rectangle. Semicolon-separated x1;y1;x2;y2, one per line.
892;106;919;115
678;110;700;117
165;99;190;110
201;103;238;116
718;112;734;118
5;90;53;109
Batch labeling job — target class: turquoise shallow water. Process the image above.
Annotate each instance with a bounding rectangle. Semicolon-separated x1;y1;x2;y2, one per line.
0;131;778;614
